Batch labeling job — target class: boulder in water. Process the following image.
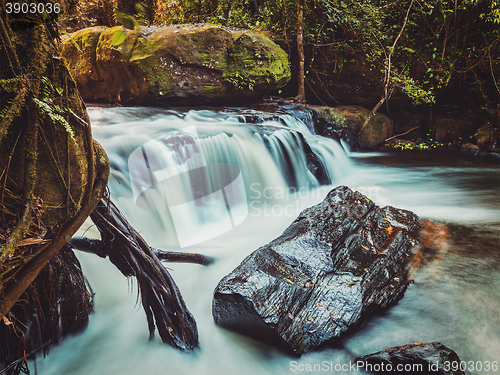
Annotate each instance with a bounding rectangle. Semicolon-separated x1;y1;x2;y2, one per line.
355;342;465;375
309;105;393;148
212;186;420;353
61;24;291;105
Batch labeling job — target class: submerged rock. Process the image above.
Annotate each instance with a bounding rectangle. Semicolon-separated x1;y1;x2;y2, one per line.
61;24;291;105
213;186;420;353
356;342;465;375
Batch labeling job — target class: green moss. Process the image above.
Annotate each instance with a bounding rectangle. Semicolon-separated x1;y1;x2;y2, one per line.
312;107;348;129
61;27;103;79
222;31;290;89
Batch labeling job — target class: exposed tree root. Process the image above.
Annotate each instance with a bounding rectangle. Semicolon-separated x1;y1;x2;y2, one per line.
84;193;199;351
0;244;93;375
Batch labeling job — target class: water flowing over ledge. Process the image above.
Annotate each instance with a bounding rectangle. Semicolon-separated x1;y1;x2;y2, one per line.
30;106;500;375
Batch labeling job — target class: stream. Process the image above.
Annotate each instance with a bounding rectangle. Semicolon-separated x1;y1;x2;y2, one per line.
31;107;500;375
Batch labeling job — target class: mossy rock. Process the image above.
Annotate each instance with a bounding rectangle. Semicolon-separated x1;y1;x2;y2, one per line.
335;105;393;148
61;24;291;105
474;125;493;149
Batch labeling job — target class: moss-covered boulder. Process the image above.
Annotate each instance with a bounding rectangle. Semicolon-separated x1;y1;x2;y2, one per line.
61;24;291;105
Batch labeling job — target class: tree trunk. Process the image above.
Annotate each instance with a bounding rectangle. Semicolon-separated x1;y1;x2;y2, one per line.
296;0;306;102
0;6;109;320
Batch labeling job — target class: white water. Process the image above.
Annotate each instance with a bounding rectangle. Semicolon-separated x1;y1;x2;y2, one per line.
31;107;500;375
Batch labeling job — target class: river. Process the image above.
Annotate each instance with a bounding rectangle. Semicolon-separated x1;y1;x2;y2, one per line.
31;106;500;375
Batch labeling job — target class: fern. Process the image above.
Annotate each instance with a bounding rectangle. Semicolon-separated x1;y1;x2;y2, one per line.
33;98;76;142
0;76;23;92
41;76;54;99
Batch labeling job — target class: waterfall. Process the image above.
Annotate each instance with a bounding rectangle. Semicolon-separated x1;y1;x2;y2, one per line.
34;106;499;375
89;107;352;248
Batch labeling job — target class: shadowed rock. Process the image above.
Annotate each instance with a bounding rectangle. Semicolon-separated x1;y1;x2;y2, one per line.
213;186;420;353
356;342;465;375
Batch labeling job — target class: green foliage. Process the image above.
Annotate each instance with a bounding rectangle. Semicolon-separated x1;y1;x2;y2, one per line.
115;11;138;29
60;0;499;117
226;72;256;90
391;74;435;105
33;77;76;142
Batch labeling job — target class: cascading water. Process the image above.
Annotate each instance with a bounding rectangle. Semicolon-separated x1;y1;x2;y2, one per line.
31;107;499;375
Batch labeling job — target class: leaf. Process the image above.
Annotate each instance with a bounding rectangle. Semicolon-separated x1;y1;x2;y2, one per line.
112;30;127;46
55;86;64;96
116;12;138;30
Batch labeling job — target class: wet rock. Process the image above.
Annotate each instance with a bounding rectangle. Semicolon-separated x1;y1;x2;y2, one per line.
356;342;464;375
460;142;480;153
474;125;494;149
336;106;393;148
61;24;291;105
213;186;420;353
306;105;391;149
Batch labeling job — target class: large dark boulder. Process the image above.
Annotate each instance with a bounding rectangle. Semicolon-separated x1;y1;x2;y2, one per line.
213;186;420;353
355;342;465;375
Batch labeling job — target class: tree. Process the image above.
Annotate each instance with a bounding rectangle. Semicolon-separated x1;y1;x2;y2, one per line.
1;4;202;372
296;0;306;102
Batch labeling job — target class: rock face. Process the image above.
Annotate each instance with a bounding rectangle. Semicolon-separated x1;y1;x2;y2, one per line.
61;24;291;105
213;186;420;353
356;342;465;375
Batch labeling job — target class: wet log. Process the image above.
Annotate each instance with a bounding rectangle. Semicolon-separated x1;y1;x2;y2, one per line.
213;186;420;354
355;342;465;375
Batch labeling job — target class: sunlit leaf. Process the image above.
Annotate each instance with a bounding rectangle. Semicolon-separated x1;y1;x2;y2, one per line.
112;30;127;46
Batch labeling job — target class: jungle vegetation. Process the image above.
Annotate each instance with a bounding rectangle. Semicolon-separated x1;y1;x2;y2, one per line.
61;0;500;121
